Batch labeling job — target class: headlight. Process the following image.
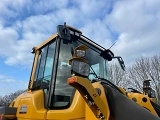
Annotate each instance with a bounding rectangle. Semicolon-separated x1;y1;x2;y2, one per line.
71;60;89;77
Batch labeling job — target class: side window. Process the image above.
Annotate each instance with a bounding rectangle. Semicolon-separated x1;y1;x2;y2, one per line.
33;41;56;89
43;43;55;81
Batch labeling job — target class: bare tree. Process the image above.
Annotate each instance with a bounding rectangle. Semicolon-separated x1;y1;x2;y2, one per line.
108;63;127;88
0;90;25;106
128;54;160;103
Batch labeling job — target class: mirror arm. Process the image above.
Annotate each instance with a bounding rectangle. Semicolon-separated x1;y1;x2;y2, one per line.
112;56;125;71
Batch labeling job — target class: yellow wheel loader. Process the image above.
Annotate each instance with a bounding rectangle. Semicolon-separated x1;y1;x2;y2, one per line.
0;23;160;120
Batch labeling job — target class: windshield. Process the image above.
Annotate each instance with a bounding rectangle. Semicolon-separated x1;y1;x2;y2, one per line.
88;57;108;81
73;39;108;81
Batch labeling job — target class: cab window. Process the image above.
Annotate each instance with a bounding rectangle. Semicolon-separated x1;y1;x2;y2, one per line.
51;40;75;108
33;41;56;89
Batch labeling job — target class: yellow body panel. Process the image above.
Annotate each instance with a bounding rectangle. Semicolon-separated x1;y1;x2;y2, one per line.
13;90;47;120
46;91;85;120
12;79;111;120
85;82;111;120
127;92;158;116
13;89;86;120
68;76;110;120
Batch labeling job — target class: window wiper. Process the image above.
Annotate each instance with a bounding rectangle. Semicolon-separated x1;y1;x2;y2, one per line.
90;66;98;78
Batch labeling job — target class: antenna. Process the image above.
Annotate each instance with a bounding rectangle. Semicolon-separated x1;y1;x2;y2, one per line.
109;40;118;49
108;39;125;71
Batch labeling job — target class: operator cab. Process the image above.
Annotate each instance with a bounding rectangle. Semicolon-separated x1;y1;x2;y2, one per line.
29;23;116;109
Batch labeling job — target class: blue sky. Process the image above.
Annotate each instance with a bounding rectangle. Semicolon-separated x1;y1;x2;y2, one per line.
0;0;160;96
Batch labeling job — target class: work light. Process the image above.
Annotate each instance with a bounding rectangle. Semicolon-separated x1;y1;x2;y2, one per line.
76;50;85;57
71;60;89;77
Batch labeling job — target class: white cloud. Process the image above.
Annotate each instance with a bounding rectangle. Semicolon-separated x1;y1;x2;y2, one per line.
0;14;56;66
80;19;112;48
0;0;113;67
0;24;18;56
0;23;33;66
74;0;111;19
34;0;69;12
0;0;160;68
0;74;27;96
0;75;16;83
0;0;29;24
108;0;160;65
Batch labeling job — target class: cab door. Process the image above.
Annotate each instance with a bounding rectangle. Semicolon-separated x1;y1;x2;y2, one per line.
46;40;85;120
